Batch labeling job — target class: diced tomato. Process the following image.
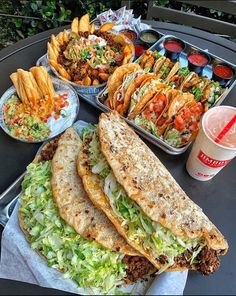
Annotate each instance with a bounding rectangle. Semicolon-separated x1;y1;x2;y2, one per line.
149;103;154;112
54;114;60;120
115;54;124;61
174;115;185;131
182;108;191;121
189;121;199;131
2;104;10;112
144;110;152;121
98;67;107;73
28;137;33;142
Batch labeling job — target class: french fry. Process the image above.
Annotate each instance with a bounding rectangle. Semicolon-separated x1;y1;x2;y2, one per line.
49;59;59;71
71;17;79;34
78;14;90;32
10;73;21;98
57;32;64;46
99;22;115;33
51;34;60;52
47;42;58;61
89;23;95;34
63;29;69;43
92;79;99;86
57;64;71;81
83;75;92;86
99;73;109;81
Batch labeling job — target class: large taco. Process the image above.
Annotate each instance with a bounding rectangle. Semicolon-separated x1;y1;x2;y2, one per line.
132;88;171;137
127;77;167;119
18;128;155;294
77;111;228;275
105;63;141;109
156;90;195;135
164;101;203;147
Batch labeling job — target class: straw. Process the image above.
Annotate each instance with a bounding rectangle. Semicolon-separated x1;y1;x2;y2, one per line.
214;114;236;144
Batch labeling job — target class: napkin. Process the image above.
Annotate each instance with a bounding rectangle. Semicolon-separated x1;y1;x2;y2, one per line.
0;201;188;295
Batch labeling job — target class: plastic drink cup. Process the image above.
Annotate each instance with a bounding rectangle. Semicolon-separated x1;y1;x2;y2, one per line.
186;106;236;181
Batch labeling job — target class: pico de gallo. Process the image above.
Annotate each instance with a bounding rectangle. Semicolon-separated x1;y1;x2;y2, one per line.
164;102;203;147
2;93;69;142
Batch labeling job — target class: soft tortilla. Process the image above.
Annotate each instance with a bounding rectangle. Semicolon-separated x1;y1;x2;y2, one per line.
98;112;228;259
51;128;139;256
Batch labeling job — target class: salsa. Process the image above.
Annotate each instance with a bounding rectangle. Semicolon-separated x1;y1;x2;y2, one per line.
120;29;137;42
188;52;208;67
164;40;183;53
140;31;159;44
135;44;147;57
213;65;233;79
3;94;69;142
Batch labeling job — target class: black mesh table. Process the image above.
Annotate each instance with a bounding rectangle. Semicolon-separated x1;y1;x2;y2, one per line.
0;21;235;295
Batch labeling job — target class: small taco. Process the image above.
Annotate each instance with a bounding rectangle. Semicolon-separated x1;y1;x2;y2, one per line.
188;77;211;101
153;57;180;81
127;77;167;119
164;101;203;147
139;50;162;71
180;72;200;92
133;89;171;137
112;69;146;115
168;67;190;89
156;91;195;135
201;81;224;107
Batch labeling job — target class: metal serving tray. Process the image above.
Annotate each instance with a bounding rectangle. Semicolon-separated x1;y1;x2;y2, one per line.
96;88;187;155
96;35;236;155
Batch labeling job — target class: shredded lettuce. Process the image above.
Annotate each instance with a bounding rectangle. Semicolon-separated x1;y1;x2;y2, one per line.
84;128;205;271
19;161;127;294
134;115;160;138
165;128;182;147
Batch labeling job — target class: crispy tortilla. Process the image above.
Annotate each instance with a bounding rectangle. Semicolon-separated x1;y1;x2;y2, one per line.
98;112;228;262
51;128;139;256
106;63;141;109
128;83;168;120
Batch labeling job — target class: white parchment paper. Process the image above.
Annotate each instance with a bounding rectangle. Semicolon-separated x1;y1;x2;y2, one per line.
0;202;188;295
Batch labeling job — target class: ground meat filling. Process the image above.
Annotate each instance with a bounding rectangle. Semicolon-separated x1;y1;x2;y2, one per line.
56;30;124;83
197;246;220;275
174;246;220;275
39;137;59;161
123;256;155;282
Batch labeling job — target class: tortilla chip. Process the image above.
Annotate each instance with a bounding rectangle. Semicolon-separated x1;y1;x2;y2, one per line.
78;14;90;32
99;22;115;32
71;17;79;34
89;23;95;34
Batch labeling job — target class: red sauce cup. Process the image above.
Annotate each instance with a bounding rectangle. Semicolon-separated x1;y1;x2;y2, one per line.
187;51;211;75
120;29;137;43
163;37;185;62
212;64;235;87
134;41;148;58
